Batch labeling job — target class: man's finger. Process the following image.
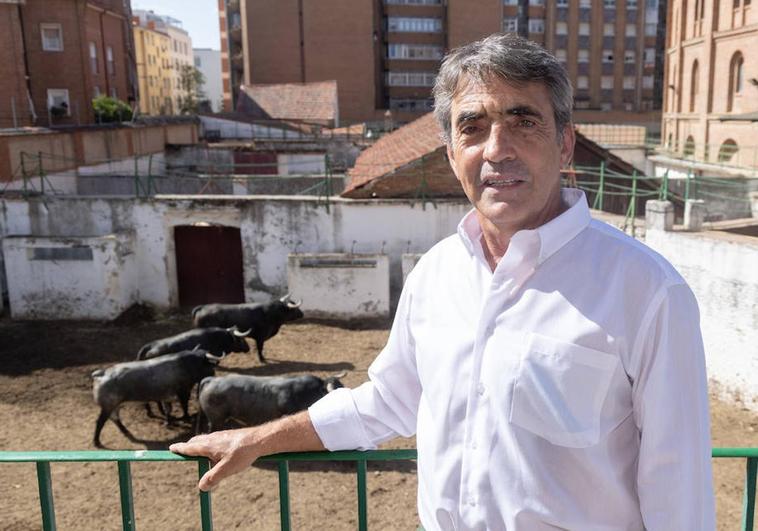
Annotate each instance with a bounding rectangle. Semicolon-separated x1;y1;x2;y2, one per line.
169;441;208;457
198;457;233;492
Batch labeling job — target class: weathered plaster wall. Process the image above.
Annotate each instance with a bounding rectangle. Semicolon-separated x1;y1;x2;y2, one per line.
0;196;469;316
645;228;758;410
2;232;137;319
288;254;390;319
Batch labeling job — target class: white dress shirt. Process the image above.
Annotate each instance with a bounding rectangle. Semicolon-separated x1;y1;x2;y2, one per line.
309;189;715;531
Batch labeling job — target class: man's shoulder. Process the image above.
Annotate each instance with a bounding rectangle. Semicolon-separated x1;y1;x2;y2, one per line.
583;218;686;287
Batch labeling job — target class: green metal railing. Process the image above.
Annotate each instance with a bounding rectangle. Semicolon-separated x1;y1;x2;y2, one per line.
0;448;417;531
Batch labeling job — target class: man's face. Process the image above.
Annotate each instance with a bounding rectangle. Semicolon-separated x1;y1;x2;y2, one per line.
446;75;575;235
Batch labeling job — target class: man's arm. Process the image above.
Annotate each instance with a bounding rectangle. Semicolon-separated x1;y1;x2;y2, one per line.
632;282;715;530
169;410;323;491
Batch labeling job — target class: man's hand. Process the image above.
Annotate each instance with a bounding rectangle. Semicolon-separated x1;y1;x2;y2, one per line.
170;427;261;491
169;411;326;492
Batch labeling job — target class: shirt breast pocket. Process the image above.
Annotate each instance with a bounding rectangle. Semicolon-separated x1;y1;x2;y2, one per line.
509;333;620;448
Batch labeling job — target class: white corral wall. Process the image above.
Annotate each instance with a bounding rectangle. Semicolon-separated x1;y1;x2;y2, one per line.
2;232;138;319
0;196;468;313
645;227;758;410
287;254;390;319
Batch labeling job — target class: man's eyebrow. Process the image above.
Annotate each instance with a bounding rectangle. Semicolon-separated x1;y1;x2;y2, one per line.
454;110;483;128
505;105;544;119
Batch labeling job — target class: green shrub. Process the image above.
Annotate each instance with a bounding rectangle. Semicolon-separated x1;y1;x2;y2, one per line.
92;96;133;123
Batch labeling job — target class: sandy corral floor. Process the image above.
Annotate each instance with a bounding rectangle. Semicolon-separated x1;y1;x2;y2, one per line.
0;313;755;530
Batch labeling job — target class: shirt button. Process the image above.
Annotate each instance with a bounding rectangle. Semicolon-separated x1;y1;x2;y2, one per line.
470;440;477;450
468;497;477;507
476;382;486;396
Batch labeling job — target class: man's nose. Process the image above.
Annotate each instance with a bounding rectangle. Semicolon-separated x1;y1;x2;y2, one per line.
483;124;516;163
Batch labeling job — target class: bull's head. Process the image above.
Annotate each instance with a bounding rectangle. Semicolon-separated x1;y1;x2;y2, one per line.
279;293;302;309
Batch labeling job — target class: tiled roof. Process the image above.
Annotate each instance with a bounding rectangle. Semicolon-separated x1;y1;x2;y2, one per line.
344;113;448;196
236;81;338;123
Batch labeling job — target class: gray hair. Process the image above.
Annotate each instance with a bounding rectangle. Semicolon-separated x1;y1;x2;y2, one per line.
432;33;573;144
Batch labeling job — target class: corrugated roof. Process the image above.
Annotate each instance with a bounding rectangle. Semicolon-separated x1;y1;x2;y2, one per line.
236;81;338;123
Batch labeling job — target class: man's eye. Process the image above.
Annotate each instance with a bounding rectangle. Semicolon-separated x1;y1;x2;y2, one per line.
518;119;535;128
460;125;479;135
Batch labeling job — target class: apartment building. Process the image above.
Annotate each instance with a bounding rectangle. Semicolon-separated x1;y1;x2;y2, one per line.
133;22;172;115
218;0;666;128
133;10;193;115
0;0;136;128
660;0;757;169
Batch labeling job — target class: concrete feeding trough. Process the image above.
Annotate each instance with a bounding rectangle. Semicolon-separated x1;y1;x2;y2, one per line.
2;231;137;320
287;253;389;319
402;253;424;285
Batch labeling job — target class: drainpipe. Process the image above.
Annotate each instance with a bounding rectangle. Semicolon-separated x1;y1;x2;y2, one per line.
16;5;37;123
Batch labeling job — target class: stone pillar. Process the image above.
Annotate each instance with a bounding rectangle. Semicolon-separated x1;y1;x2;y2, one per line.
684;199;706;231
645;200;674;231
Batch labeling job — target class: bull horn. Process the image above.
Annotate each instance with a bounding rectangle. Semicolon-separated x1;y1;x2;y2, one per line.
205;352;224;362
286;298;302;308
233;328;252;337
331;371;347;379
279;293;292;303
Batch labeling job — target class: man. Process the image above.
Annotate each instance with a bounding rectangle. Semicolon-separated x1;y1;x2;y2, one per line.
171;34;715;530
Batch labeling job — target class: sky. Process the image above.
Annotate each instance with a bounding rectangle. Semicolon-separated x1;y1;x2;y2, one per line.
131;0;221;50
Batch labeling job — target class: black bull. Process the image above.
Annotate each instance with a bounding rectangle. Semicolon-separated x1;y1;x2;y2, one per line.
136;327;251;360
192;295;304;363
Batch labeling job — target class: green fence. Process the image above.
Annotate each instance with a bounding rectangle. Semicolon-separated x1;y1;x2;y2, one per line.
0;448;755;530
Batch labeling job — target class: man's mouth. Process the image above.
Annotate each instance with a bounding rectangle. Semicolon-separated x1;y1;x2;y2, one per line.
482;178;525;188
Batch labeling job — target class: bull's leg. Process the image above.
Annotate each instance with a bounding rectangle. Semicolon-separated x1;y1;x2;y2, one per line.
177;391;191;421
256;338;267;363
112;410;135;440
93;409;110;448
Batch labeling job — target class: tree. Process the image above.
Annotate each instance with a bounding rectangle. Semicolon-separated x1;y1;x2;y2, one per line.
177;64;206;115
92;96;133;123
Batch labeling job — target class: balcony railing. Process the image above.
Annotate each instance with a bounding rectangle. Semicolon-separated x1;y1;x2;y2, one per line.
0;448;755;530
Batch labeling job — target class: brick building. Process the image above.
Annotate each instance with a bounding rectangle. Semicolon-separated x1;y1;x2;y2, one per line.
0;0;137;128
218;0;666;130
659;0;758;171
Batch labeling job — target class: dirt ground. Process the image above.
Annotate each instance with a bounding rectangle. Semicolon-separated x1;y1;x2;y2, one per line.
0;313;754;530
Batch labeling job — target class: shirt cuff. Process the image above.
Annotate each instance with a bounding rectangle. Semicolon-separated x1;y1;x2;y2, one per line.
308;387;376;451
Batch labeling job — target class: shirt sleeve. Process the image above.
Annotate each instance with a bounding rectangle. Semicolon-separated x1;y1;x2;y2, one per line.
632;281;715;530
309;274;421;451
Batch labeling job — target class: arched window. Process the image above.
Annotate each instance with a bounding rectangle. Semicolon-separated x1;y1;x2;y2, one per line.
690;60;699;112
684;135;696;157
728;52;744;112
718;139;739;163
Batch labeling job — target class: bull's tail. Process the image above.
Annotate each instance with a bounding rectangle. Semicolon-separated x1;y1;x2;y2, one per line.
136;344;150;360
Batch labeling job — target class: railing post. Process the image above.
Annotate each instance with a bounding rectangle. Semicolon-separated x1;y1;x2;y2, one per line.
36;461;57;531
594;161;605;211
118;461;136;531
659;169;668;201
198;459;214;531
357;459;368;531
685;168;692;201
743;457;757;531
38;151;45;195
21;151;28;194
278;461;291;531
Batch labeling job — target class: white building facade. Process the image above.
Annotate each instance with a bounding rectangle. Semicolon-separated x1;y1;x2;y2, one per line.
193;48;223;112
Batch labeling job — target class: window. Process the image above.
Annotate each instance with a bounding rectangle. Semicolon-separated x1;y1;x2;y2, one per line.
387;17;442;33
529;19;545;33
604;23;615;36
625;51;635;63
642;75;654;89
503;17;518;33
645;23;657;36
385;0;441;4
602;50;614;63
387;43;443;60
580;0;591;7
89;42;98;74
389;98;434;111
718;140;739;163
40;23;63;51
503;0;518;4
556;0;568;5
110;87;117;98
727;52;743;111
93;86;101;98
386;71;437;87
601;76;614;89
690;60;699;112
194;56;201;67
555;49;567;62
627;0;638;9
529;0;544;5
626;23;636;36
577;76;589;89
643;48;655;67
47;89;70;115
623;76;635;89
578;49;589;63
604;0;616;7
579;22;590;35
556;22;568;35
106;46;114;76
683;136;695;157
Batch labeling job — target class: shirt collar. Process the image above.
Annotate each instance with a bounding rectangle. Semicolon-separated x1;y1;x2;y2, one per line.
456;188;591;266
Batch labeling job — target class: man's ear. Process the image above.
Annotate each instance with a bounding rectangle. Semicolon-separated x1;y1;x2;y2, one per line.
560;123;576;167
